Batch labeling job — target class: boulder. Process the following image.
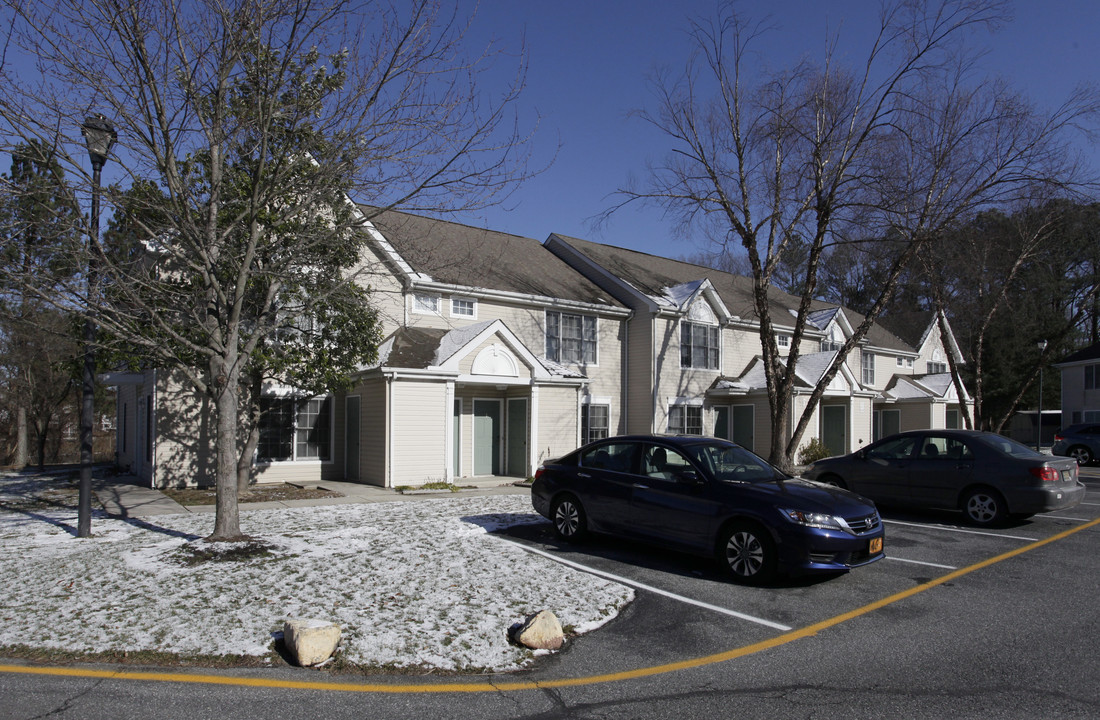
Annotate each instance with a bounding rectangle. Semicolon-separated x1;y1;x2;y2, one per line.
283;618;341;666
513;610;564;651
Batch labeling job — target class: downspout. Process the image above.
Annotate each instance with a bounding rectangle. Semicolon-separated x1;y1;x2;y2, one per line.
386;372;394;488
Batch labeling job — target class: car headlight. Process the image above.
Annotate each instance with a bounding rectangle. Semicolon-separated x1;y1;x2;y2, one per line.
779;508;848;532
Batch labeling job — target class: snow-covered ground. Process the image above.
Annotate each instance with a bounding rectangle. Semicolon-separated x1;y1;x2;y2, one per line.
0;474;634;672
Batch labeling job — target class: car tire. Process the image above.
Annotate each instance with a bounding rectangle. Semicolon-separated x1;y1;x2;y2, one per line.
551;494;588;542
962;487;1007;526
718;521;777;585
818;473;848;490
1068;445;1092;466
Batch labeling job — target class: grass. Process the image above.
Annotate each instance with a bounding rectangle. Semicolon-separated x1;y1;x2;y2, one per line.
162;484;341;506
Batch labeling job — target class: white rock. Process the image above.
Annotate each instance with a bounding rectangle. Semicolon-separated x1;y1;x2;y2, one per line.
283;618;341;666
514;610;564;651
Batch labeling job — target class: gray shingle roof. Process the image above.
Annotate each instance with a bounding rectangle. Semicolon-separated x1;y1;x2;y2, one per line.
550;235;912;352
367;210;624;309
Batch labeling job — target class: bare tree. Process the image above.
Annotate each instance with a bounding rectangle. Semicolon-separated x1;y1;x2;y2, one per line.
0;0;533;539
614;0;1094;470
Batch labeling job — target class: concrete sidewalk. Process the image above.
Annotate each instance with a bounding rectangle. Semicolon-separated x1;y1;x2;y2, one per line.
93;475;530;518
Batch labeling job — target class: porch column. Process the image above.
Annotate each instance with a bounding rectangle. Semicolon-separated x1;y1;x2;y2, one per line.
444;380;455;482
529;385;539;476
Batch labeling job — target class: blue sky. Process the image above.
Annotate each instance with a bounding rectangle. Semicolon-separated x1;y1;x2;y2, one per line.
454;0;1100;257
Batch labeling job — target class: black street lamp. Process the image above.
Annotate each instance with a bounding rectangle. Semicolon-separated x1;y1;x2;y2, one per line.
1036;339;1048;452
78;114;116;538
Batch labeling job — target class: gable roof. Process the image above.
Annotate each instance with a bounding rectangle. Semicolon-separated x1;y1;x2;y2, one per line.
548;234;911;352
371;320;585;380
365;210;625;311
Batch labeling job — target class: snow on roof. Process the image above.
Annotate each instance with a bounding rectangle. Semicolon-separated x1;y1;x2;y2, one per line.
649;279;706;309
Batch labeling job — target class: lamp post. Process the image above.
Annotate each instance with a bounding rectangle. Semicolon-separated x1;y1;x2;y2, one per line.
1036;339;1048;452
78;115;116;538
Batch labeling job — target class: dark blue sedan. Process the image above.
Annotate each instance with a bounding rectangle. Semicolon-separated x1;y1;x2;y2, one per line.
531;435;884;584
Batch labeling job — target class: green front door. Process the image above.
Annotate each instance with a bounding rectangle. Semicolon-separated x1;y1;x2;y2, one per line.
506;398;528;477
822;405;847;456
473;399;501;475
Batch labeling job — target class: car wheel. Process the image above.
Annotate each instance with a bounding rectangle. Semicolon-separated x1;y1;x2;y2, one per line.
962;487;1007;526
1068;445;1092;466
818;473;848;490
718;522;776;585
551;494;588;542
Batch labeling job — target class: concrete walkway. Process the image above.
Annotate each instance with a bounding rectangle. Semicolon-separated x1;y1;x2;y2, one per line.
92;475;530;519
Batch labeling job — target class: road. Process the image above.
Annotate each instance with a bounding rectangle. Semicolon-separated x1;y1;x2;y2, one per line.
3;472;1098;719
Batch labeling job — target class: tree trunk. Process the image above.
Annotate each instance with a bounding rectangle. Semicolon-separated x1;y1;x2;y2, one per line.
209;356;244;541
14;407;27;470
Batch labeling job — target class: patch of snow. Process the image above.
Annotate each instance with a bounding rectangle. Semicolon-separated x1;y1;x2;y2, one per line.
0;481;633;672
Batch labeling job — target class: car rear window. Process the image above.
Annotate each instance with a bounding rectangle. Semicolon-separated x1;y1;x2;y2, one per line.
580;443;636;473
975;434;1044;458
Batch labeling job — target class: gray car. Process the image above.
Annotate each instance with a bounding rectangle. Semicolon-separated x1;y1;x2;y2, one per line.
803;429;1085;526
1051;424;1100;465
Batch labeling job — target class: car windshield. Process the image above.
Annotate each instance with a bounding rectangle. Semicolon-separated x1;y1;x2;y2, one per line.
975;434;1044;458
687;442;780;483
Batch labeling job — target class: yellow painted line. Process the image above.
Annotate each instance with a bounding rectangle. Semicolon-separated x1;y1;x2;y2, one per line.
3;516;1097;694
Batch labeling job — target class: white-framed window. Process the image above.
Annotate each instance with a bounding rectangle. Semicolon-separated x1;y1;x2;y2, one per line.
581;404;610;444
680;322;719;369
546;310;597;364
1085;364;1099;390
862;352;875;385
927;361;947;374
413;292;441;315
669;405;703;435
776;333;790;348
258;395;332;462
896;356;904;367
451;297;476;318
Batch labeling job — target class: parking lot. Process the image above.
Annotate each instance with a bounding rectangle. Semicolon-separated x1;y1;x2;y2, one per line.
498;466;1100;668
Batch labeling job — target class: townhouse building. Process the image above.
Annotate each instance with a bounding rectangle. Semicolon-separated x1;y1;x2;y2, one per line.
114;211;970;488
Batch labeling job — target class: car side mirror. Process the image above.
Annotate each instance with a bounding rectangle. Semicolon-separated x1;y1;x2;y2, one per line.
676;470;704;486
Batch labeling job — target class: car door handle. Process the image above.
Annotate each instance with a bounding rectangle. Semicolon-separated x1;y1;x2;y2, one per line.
578;472;591;479
633;483;649;489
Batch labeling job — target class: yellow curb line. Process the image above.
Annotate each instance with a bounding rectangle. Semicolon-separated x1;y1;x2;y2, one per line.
3;516;1097;694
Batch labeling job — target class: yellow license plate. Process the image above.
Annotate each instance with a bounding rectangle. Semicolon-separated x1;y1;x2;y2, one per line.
869;537;883;554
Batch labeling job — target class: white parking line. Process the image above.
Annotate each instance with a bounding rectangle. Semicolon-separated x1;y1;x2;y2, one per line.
517;544;793;631
884;519;1038;542
885;556;958;570
1039;515;1092;522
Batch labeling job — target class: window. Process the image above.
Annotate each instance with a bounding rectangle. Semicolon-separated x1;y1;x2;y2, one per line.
862;352;875;385
546;311;597;364
669;405;703;435
1086;364;1100;390
776;334;790;348
919;435;973;461
413;293;440;314
820;339;842;352
680;322;719;369
258;396;331;462
927;361;947;374
296;397;332;460
582;404;609;443
642;443;693;480
580;442;635;473
451;298;476;318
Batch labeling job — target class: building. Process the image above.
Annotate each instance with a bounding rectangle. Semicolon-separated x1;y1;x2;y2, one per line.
114;211;971;487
